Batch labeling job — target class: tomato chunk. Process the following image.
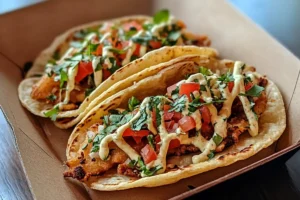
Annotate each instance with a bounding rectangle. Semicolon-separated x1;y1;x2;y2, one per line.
179;83;200;101
75;61;94;83
149;41;162;49
172;112;182;122
123;21;142;31
167;83;178;97
93;44;103;56
141;144;157;164
155;135;180;150
133;44;141;56
199;106;211;123
103;69;111;80
245;82;253;91
228;81;234;93
164;110;174;121
163;104;171;111
123;128;149;144
178;116;196;132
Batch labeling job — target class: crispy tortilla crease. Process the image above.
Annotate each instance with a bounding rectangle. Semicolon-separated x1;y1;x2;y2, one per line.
65;50;286;190
18;14;214;129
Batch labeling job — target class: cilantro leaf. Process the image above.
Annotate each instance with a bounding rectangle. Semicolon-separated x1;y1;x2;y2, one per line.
213;133;223;145
200;85;206;91
131;108;148;131
109;47;127;54
207;151;215;159
131;35;153;45
147;135;155;149
59;70;68;88
153;9;170;24
44;106;59;121
107;57;119;74
218;72;234;84
46;94;57;102
169;95;187;112
91;132;107;152
199;66;211;76
239;85;264;97
128;96;140;111
137;157;162;176
171;86;180;99
142;23;154;31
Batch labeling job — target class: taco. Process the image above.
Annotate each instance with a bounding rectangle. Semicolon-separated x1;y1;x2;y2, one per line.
63;50;286;190
18;10;211;129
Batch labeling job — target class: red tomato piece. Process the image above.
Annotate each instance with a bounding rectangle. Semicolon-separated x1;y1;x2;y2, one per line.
152;110;157;129
199;106;211;124
179;83;200;101
167;83;178;97
123;128;149;137
169;139;181;149
172;112;183;122
149;41;162;49
123;21;143;31
245;82;254;91
165;120;175;131
228;81;234;92
93;44;103;56
141;144;157;164
133;44;141;56
75;61;94;83
103;69;111;80
164;110;174;121
164;104;171;111
178;116;196;132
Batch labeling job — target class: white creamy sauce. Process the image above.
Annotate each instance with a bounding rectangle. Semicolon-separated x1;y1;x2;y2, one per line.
93;61;261;175
92;56;103;86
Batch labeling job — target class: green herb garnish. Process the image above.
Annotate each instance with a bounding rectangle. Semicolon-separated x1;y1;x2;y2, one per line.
169;95;187;112
147;135;155;149
153;9;170;24
131;108;147;131
128;96;140;111
44;106;59;121
59;70;68;88
239;85;264;97
213;133;223;145
207;151;215;159
199;66;211;76
46;94;57;102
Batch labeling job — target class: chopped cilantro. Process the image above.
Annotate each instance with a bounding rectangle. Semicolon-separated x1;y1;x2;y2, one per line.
207;151;215;159
70;41;83;48
218;72;234;84
128;159;138;168
153;9;170;24
59;70;68;88
85;88;95;97
239;85;264;97
137;157;162;176
46;94;57;102
44;106;59;121
128;96;140;111
200;85;207;91
86;43;99;55
107;57;119;74
213;133;223;145
171;86;180;99
199;66;211;76
142;23;154;31
169;95;187;112
90;132;107;153
131;108;147;131
109;47;127;54
147;135;155;149
131;35;153;45
168;31;181;41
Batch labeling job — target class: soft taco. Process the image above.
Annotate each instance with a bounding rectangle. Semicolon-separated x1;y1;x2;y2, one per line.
18;10;211;129
63;50;286;190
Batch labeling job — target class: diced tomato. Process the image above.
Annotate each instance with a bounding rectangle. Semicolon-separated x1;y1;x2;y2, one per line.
245;82;253;91
178;116;196;132
149;41;162;49
141;144;157;164
152;110;157;129
123;128;149;137
179;83;200;101
164;110;174;121
93;44;103;56
103;69;111;80
167;83;178;97
228;81;234;93
133;44;141;56
123;21;143;32
75;61;94;83
165;120;174;131
200;122;214;139
199;106;211;124
169;139;181;149
164;104;171;111
123;128;149;144
172;112;182;122
155;135;180;150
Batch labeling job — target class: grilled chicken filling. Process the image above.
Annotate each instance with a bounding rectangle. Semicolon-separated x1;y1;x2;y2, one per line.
64;63;268;180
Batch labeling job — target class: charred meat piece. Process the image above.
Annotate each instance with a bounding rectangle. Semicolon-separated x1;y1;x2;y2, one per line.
167;144;199;156
117;163;140;178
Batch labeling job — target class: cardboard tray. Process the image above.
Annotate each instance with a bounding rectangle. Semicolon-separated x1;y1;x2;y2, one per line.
0;0;299;199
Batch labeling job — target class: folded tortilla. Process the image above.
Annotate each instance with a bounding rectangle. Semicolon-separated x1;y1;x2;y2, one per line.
18;13;213;129
65;48;286;190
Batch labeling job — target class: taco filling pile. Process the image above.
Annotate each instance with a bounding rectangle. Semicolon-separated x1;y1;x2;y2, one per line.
29;10;209;121
64;61;269;181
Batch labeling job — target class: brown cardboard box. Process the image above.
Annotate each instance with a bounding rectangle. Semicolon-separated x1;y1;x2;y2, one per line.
0;0;299;199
